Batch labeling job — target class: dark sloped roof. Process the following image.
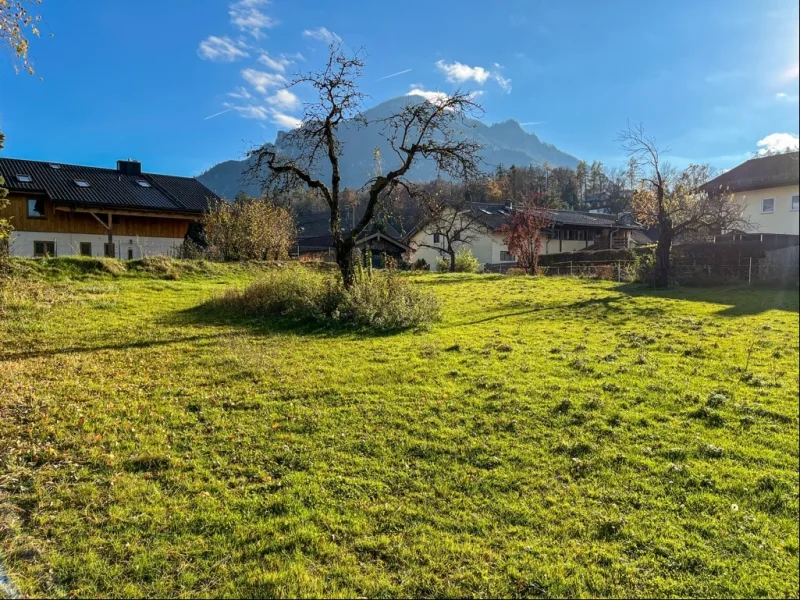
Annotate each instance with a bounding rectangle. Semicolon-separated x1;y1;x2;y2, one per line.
467;203;641;231
0;157;219;214
702;152;800;193
297;211;404;241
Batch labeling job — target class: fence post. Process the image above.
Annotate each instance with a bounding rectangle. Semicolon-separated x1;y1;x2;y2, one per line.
617;261;621;282
748;257;752;286
570;261;573;277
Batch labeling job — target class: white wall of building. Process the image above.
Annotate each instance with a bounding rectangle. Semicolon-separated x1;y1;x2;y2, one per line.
733;185;800;235
408;229;612;271
8;231;183;259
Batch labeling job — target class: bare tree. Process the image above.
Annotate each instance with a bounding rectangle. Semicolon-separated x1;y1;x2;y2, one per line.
412;181;490;272
246;43;483;287
619;123;748;287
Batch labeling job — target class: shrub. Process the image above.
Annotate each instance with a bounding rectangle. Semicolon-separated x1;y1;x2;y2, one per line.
454;247;480;273
505;267;528;276
412;258;429;271
209;265;440;331
436;256;451;272
204;195;295;261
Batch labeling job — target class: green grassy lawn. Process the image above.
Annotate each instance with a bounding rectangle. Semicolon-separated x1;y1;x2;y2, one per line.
1;262;798;598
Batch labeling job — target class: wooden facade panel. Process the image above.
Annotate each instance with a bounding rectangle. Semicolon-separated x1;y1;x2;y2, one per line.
1;195;191;238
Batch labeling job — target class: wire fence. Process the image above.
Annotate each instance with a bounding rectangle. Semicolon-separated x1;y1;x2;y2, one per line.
487;253;799;287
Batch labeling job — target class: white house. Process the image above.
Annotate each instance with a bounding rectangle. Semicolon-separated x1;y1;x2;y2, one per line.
406;203;641;271
703;152;799;238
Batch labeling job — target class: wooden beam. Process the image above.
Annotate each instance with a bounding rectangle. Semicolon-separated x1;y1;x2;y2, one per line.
88;212;112;230
55;206;198;220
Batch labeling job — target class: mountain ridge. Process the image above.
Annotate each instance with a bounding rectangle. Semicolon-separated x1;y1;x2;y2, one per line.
197;96;580;199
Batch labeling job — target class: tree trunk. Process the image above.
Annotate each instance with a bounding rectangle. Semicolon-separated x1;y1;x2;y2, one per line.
655;229;672;288
336;243;357;289
447;247;456;272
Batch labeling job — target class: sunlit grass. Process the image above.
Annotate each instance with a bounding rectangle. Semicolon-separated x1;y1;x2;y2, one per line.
1;263;798;597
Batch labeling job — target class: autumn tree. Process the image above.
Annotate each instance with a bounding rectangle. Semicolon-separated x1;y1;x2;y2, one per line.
247;43;482;288
619;123;748;287
413;180;490;272
498;193;551;275
204;195;295;261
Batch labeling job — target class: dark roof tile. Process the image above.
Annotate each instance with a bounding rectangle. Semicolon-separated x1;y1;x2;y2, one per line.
0;157;219;214
702;152;800;193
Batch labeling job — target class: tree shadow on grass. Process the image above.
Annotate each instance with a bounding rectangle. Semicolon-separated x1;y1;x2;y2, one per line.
614;283;800;317
414;274;507;286
451;294;667;328
449;282;798;328
163;302;408;340
0;333;230;362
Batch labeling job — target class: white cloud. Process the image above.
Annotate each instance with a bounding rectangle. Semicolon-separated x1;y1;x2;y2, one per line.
266;89;300;111
436;60;491;84
228;86;253;100
302;27;341;44
493;72;512;93
241;68;287;93
197;36;249;62
406;86;450;106
220;98;302;128
435;59;511;93
258;52;298;73
229;0;277;39
223;102;271;120
776;92;799;102
756;132;800;154
271;112;303;129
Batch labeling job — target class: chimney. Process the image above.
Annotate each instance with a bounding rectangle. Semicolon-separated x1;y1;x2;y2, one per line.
117;159;142;177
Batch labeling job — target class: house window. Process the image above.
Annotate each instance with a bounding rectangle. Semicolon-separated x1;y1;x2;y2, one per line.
577;230;585;241
761;198;775;214
127;248;134;260
791;195;799;212
551;230;559;240
27;198;46;218
16;174;32;183
500;251;516;262
104;243;115;258
433;233;440;244
74;179;91;188
80;242;92;256
33;241;56;257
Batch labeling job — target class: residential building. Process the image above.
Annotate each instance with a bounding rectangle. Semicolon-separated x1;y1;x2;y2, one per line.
407;202;642;271
0;158;218;258
703;152;799;238
294;211;410;267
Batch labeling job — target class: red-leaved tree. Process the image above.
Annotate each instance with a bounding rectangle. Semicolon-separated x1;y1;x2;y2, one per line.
499;193;552;275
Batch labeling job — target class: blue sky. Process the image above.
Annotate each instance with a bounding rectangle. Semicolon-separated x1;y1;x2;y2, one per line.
0;0;798;176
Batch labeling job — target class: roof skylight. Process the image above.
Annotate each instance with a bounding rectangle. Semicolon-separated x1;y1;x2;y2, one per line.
479;208;492;214
135;180;152;188
16;174;32;183
74;179;91;188
49;163;61;169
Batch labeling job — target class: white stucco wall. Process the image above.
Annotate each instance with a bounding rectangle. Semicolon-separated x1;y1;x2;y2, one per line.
732;185;799;235
408;228;630;270
8;231;183;259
